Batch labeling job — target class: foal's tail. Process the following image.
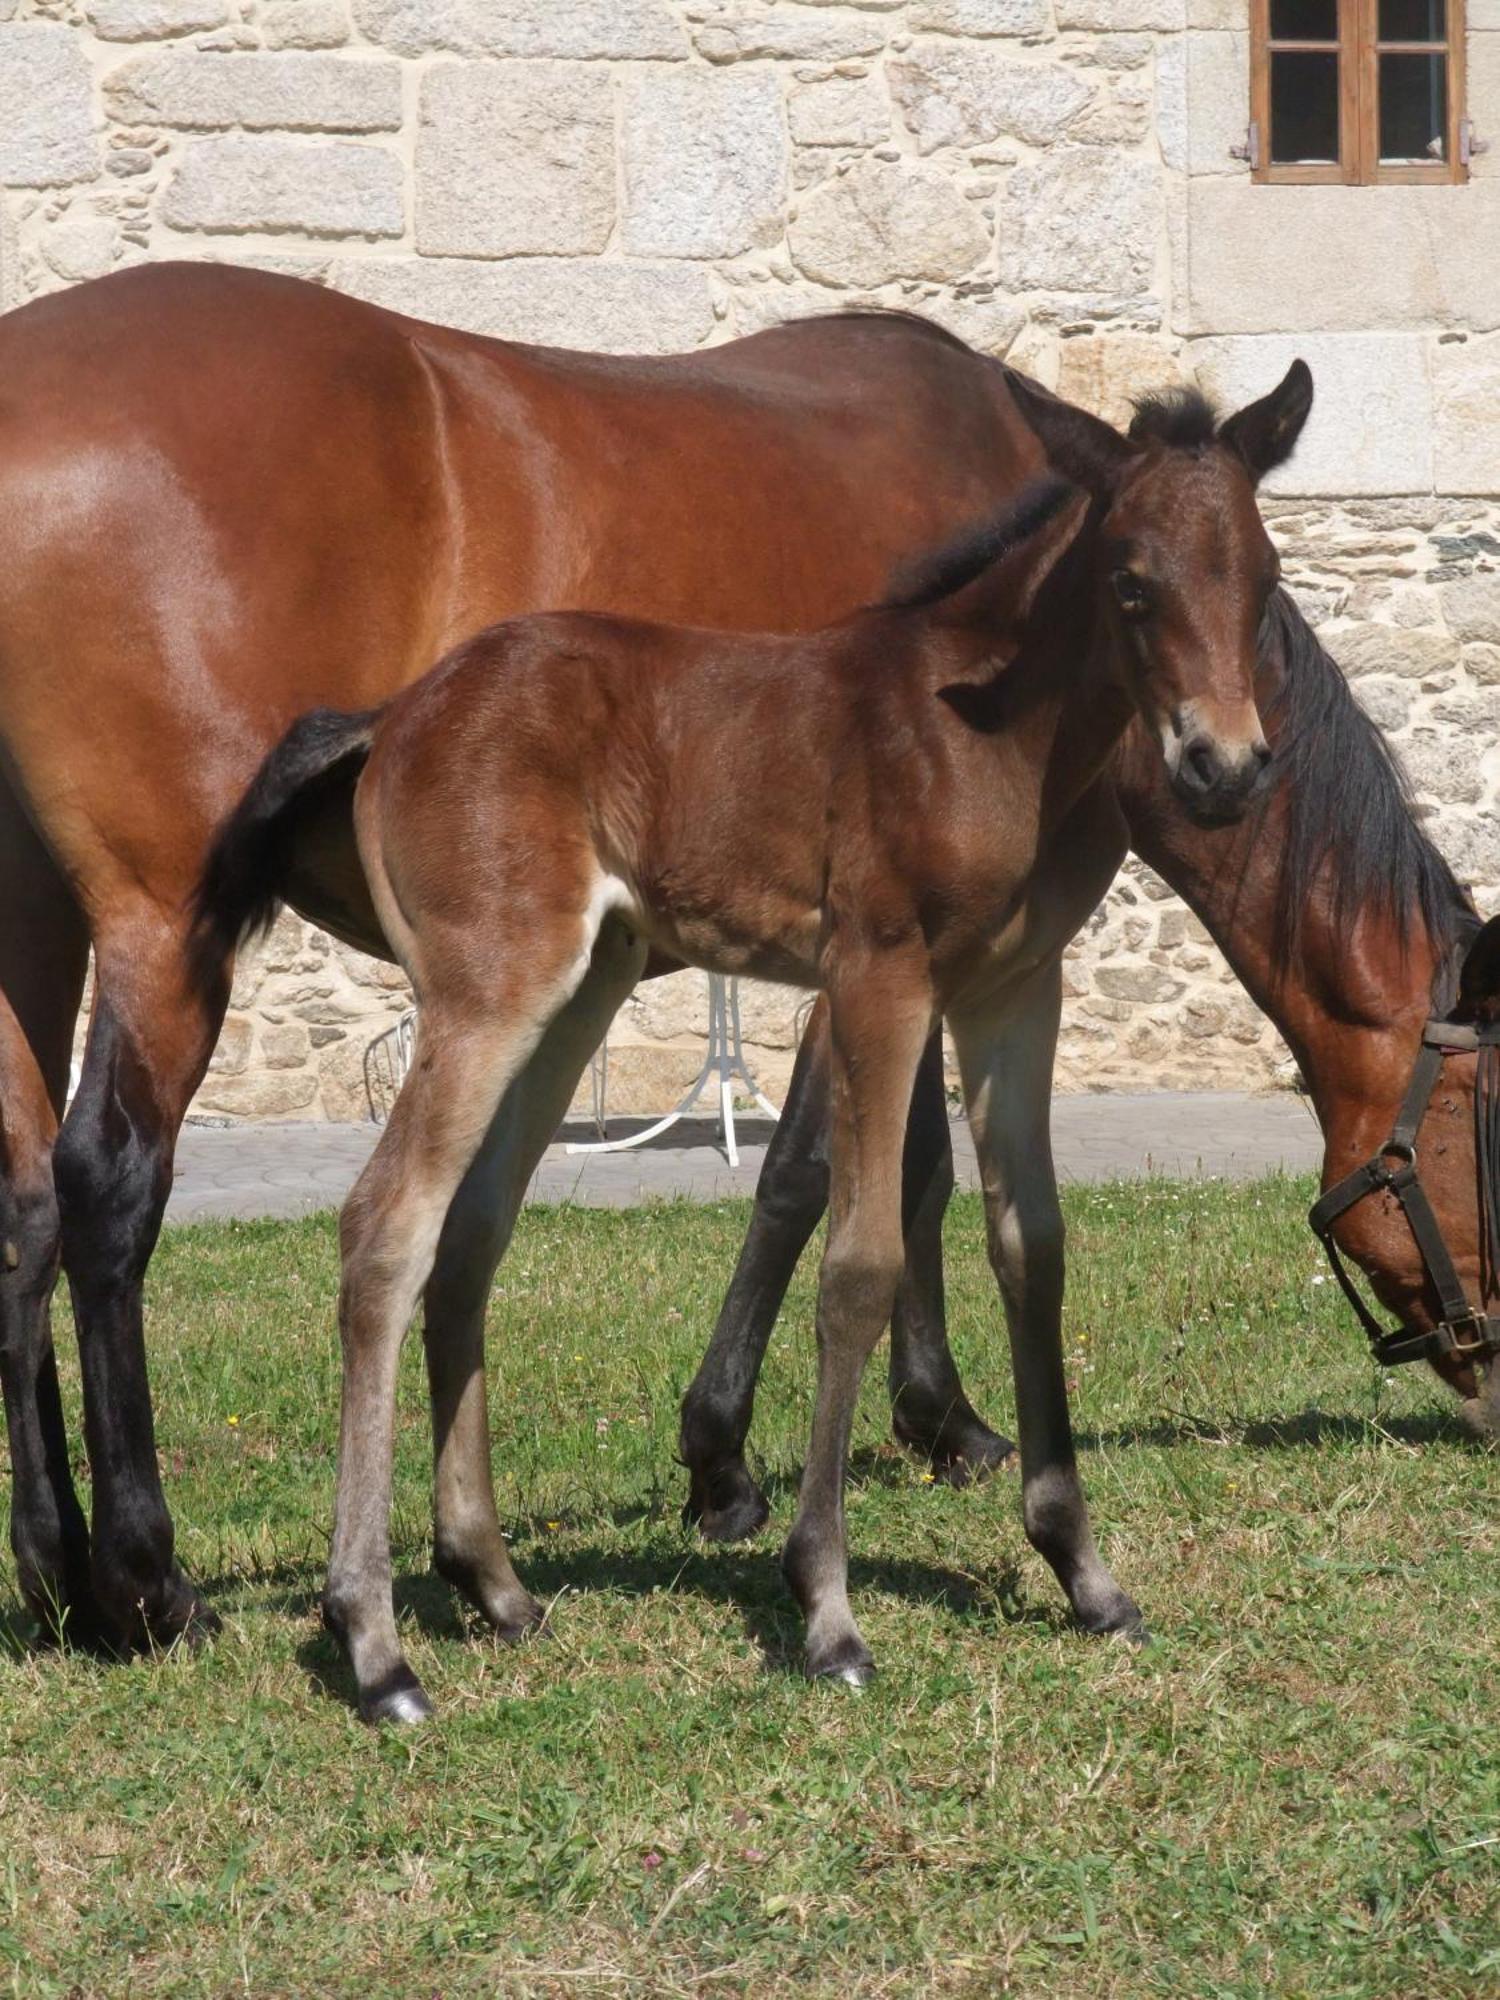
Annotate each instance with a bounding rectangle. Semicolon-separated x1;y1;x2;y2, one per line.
190;707;380;972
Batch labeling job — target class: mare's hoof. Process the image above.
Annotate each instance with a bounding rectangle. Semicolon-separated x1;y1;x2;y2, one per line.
893;1407;1017;1488
360;1667;435;1728
684;1468;772;1544
20;1577;111;1657
806;1637;876;1689
98;1566;220;1657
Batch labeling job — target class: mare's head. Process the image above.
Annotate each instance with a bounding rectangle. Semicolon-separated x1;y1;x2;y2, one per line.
1008;360;1314;824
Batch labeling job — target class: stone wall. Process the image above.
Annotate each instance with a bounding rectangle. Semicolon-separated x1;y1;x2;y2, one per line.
1;0;1496;1117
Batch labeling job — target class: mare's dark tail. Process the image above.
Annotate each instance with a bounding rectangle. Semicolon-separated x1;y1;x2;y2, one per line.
190;707;380;976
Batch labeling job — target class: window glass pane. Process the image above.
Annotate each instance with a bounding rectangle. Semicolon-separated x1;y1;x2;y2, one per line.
1379;51;1448;159
1270;0;1338;38
1378;0;1445;41
1270;49;1341;162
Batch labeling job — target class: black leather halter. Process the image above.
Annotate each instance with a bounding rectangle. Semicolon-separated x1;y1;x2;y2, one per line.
1309;1015;1500;1369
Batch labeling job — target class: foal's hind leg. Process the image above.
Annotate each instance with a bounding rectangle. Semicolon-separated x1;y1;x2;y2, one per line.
949;969;1142;1641
325;910;618;1723
423;921;647;1637
680;1004;1011;1539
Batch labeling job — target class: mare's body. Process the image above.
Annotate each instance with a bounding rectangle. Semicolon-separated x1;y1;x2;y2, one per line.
0;265;1051;1648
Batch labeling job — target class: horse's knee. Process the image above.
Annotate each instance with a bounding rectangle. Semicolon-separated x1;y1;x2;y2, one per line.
983;1194;1064;1291
54;1076;168;1296
820;1244;906;1344
0;1172;62;1340
756;1142;830;1234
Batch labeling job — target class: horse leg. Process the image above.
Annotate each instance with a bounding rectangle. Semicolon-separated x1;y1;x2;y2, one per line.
679;1003;833;1541
52;911;227;1651
325;911;611;1724
0;787;93;1642
888;1033;1016;1482
680;1003;1012;1540
781;962;931;1684
423;920;647;1636
949;968;1143;1640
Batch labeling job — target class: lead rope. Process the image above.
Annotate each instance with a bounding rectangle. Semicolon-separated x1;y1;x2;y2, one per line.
1477;1038;1500;1303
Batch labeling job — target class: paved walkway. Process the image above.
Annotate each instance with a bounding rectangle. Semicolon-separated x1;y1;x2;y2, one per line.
166;1091;1323;1224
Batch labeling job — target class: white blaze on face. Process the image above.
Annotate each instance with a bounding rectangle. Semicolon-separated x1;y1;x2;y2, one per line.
1158;700;1197;782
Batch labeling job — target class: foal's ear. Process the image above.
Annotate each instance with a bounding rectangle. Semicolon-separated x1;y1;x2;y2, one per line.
1455;915;1500;1025
1217;359;1314;484
994;483;1091;628
1004;369;1135;497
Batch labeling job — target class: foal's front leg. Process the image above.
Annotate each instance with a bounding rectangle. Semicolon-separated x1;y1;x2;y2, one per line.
680;1005;1012;1541
949;969;1143;1639
781;962;933;1684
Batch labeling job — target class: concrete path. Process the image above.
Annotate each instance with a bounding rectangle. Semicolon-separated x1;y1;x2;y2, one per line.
166;1091;1323;1225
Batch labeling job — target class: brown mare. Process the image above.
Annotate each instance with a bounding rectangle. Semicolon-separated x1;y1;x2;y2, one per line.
679;587;1500;1545
198;431;1296;1719
0;261;1486;1671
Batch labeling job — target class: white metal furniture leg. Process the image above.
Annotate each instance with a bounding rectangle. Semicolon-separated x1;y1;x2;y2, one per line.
565;972;780;1161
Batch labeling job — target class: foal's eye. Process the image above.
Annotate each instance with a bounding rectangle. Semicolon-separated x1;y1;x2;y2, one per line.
1110;570;1152;620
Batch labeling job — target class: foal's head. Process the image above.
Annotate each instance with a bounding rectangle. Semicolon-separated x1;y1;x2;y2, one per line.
1009;360;1314;824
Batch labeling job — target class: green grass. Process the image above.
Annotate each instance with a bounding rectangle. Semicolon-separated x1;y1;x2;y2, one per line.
2;1175;1498;1997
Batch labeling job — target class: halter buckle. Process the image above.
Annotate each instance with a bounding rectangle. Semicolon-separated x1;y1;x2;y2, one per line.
1435;1310;1498;1360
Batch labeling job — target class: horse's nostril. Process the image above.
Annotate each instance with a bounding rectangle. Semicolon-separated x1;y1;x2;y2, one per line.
1185;738;1220;791
1252;738;1272;772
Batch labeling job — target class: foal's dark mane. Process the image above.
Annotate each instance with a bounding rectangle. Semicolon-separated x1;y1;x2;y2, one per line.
1255;591;1475;978
1127;385;1220;450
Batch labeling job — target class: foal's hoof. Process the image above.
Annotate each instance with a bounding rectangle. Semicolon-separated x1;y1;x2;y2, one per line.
1079;1595;1149;1646
805;1635;877;1689
893;1405;1016;1488
360;1665;435;1728
489;1595;547;1646
683;1465;772;1544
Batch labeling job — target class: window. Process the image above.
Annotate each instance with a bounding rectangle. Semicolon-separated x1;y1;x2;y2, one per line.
1250;0;1469;183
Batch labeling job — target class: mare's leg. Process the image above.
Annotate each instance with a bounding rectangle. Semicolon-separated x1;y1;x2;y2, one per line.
680;1005;1012;1540
52;909;227;1649
888;1034;1015;1481
0;784;93;1641
949;969;1142;1639
781;961;932;1685
680;1005;834;1540
423;920;647;1635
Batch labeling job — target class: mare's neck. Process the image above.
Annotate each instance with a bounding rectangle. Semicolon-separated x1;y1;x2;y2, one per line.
1115;732;1447;1181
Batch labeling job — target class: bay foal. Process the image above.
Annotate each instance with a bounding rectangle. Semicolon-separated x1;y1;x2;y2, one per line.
203;427;1296;1719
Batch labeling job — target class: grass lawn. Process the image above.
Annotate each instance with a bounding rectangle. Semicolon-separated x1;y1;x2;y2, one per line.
1;1174;1497;1997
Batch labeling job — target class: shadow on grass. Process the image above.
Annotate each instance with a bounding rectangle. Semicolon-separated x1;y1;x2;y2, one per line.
1075;1403;1474;1454
281;1535;1043;1713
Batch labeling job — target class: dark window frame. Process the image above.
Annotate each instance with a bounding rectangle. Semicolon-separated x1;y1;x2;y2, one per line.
1250;0;1468;185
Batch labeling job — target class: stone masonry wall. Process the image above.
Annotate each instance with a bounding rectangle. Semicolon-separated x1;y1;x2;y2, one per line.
1;0;1496;1117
